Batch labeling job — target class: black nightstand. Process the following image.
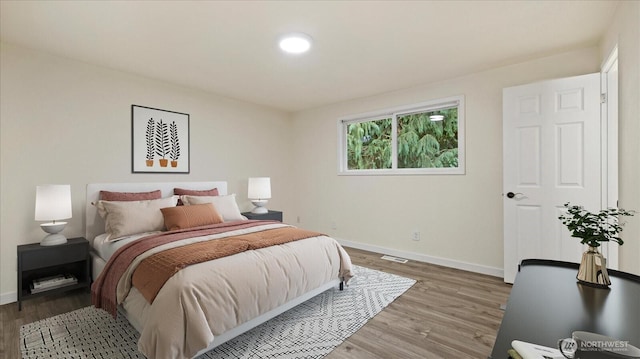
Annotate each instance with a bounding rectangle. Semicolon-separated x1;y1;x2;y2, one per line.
242;210;283;222
17;237;91;310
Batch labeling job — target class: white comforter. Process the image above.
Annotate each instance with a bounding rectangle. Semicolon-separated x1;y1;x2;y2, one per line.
112;223;353;358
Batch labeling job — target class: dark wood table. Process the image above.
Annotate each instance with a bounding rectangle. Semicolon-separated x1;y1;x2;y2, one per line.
490;259;640;358
17;237;91;310
242;210;283;222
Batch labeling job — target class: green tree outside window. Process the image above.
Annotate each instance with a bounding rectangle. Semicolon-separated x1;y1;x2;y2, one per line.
346;108;459;170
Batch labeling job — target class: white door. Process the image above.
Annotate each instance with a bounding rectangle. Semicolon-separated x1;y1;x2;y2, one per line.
503;73;602;283
600;49;619;269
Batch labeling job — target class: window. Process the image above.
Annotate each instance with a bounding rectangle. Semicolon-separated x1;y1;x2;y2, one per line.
338;96;464;175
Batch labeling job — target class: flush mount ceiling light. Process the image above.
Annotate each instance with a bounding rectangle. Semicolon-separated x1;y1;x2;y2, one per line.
429;114;445;122
279;33;312;54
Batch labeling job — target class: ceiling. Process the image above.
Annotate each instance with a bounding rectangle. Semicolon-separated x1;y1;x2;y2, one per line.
0;1;618;112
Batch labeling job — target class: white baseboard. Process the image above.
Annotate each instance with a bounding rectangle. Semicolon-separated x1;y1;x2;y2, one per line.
0;291;17;306
337;238;504;278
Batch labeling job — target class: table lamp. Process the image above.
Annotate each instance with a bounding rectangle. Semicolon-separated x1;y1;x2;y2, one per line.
35;184;72;246
248;177;271;214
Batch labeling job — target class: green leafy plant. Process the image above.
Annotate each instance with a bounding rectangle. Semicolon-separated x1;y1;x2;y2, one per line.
346;108;459;170
347;118;392;170
558;203;636;248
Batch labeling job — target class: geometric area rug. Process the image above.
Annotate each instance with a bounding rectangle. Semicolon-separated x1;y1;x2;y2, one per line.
21;265;416;359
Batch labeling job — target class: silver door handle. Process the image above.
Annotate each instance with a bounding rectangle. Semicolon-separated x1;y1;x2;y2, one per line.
505;192;524;199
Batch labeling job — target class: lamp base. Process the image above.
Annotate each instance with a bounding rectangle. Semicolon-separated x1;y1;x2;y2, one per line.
251;199;269;214
41;233;68;246
40;222;67;246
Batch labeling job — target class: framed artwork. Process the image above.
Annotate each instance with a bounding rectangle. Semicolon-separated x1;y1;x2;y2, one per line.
132;105;190;173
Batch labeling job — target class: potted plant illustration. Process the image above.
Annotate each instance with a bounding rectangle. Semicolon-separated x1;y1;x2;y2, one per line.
155;119;170;167
169;121;180;167
558;203;635;288
145;118;155;167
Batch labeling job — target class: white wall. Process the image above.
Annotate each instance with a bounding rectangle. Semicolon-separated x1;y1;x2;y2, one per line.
0;43;293;301
2;8;638;303
601;1;640;275
290;47;601;276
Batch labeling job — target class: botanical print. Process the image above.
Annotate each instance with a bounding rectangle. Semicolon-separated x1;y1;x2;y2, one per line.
132;105;189;173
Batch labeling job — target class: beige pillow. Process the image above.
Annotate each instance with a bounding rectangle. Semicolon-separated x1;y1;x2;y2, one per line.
180;194;246;221
161;203;223;231
96;196;178;240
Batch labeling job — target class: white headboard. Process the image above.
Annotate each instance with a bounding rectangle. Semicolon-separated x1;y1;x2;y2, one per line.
85;181;228;242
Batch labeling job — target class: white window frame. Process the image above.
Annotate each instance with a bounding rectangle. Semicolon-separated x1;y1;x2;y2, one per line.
337;95;465;175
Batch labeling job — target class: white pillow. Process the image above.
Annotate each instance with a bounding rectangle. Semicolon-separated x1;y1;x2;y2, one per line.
181;194;246;221
96;196;178;240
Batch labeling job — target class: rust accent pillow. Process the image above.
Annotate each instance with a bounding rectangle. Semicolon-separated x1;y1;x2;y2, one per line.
173;188;219;196
160;203;224;231
174;187;219;206
100;190;162;201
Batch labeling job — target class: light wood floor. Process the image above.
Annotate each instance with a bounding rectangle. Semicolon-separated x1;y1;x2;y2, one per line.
0;247;511;359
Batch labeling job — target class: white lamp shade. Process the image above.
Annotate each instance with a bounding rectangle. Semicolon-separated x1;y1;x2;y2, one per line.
248;177;271;199
35;185;72;221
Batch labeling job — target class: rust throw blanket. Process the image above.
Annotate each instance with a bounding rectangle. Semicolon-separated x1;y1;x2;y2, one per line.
93;221;277;317
92;222;324;317
132;227;324;304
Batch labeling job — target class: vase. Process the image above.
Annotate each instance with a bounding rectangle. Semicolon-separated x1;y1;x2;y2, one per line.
576;246;611;288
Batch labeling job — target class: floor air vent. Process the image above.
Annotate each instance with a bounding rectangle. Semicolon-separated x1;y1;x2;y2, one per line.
381;255;408;264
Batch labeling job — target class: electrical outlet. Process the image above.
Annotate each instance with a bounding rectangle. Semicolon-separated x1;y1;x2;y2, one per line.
412;231;420;241
296;216;301;223
331;221;337;230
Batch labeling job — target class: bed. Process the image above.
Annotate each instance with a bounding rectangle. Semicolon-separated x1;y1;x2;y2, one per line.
86;181;353;359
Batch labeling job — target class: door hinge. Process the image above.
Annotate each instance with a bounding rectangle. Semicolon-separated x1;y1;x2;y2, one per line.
601;93;607;104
